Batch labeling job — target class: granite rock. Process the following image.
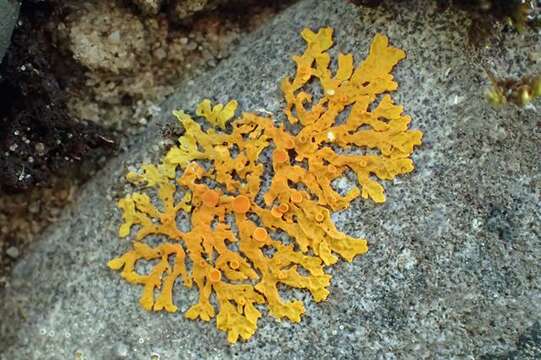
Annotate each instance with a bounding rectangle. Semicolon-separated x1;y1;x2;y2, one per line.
0;0;19;63
1;0;540;359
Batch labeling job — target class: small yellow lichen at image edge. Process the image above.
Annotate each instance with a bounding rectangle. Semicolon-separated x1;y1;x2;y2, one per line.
108;27;423;343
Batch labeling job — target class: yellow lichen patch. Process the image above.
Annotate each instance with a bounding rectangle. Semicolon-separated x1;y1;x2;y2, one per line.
196;99;238;129
108;27;422;343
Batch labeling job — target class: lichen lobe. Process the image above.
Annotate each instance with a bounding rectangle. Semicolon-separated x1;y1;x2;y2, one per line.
108;27;422;343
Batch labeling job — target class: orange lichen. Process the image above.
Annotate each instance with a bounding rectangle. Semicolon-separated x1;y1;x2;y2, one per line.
108;27;422;343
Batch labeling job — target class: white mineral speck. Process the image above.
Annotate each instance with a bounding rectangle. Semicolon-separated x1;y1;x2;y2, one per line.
114;342;129;357
6;246;20;258
109;31;121;43
471;218;482;230
35;142;46;154
397;249;417;270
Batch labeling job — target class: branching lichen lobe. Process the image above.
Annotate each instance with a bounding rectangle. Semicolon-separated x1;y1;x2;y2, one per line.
108;27;423;343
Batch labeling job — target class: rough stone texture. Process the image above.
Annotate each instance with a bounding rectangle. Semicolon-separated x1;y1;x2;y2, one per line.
131;0;162;15
61;0;284;131
1;0;540;359
0;0;19;63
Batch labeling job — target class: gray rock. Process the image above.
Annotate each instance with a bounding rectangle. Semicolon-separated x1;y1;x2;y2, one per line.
0;0;20;63
1;0;540;359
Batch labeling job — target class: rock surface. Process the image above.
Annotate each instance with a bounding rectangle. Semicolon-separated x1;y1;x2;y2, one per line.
1;0;540;359
0;0;19;63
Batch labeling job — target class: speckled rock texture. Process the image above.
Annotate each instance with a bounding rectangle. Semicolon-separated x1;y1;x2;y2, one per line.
1;0;540;359
0;0;19;63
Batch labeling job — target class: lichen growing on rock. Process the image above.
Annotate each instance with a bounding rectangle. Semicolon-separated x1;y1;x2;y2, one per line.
108;27;423;343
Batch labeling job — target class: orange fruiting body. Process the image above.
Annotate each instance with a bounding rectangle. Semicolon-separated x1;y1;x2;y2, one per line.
201;189;220;207
270;207;283;218
209;269;222;283
290;191;303;204
232;195;251;214
252;227;268;242
274;149;289;163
